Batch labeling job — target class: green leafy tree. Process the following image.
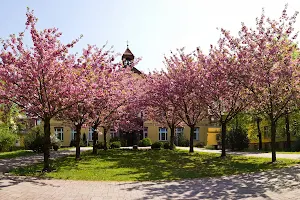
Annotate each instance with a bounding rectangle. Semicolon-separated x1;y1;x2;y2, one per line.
0;124;17;152
24;125;44;152
227;125;250;151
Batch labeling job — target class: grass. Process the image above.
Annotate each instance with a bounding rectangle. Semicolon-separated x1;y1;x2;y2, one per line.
58;147;75;151
10;149;300;181
0;150;36;159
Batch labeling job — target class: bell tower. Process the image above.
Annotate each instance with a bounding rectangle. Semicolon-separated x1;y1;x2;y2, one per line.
122;41;135;68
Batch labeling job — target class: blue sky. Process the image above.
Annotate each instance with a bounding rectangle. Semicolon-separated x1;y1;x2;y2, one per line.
0;0;300;72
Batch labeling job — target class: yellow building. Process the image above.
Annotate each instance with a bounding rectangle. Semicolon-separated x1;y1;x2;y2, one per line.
30;118;219;147
144;119;219;146
247;119;297;151
28;46;219;148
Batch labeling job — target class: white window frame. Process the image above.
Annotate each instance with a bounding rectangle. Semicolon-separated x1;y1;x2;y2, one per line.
88;128;94;141
36;119;41;126
175;127;184;137
71;129;76;140
159;127;168;141
194;127;199;140
54;127;64;141
110;128;117;138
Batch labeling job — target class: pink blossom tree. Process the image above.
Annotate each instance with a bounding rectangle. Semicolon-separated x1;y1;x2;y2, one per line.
143;72;182;150
222;5;300;162
203;41;251;157
57;45;114;160
90;63;140;153
164;49;207;152
0;9;83;171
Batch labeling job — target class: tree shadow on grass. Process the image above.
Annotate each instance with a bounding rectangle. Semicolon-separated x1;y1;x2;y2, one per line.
96;150;299;181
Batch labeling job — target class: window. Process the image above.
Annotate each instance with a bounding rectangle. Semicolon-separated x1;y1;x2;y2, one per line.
54;127;63;141
175;127;184;137
36;119;41;126
194;127;199;140
159;127;168;141
88;128;93;141
110;128;117;138
143;127;148;138
264;126;270;139
71;129;76;140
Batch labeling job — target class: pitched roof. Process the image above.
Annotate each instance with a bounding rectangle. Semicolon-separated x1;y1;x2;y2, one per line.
122;48;135;60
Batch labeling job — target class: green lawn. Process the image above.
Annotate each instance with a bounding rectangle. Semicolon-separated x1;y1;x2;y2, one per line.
0;150;35;159
58;147;75;151
11;149;300;181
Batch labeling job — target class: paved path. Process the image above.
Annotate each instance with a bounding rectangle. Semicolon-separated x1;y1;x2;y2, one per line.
1;165;300;200
177;147;300;160
0;147;92;173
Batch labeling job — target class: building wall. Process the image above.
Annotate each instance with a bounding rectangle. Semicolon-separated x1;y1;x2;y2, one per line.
49;119;116;147
20;117;221;147
144;119;214;145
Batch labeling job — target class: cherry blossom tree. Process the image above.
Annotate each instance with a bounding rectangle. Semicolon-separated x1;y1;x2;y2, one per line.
90;62;141;153
143;72;182;150
164;49;207;153
57;45;112;160
0;9;83;171
203;41;251;157
222;5;300;162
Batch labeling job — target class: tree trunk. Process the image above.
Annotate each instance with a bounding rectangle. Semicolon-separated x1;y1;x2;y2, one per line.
285;110;291;151
221;122;226;157
43;117;51;172
189;125;194;153
271;119;277;162
75;124;82;160
103;127;108;150
256;117;262;150
92;125;98;155
170;125;175;150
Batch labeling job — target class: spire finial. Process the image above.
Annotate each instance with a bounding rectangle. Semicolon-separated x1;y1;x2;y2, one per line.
126;40;129;48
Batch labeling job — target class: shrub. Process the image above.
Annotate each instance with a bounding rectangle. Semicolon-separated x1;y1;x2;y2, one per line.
24;125;44;153
0;125;17;152
110;137;120;143
121;139;127;147
69;139;75;147
95;142;105;149
110;137;127;147
163;142;170;149
138;138;152;147
204;145;216;150
227;126;249;151
79;139;86;147
194;142;204;148
110;141;121;149
292;138;300;152
151;141;162;150
177;134;189;147
70;138;85;147
50;135;61;151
